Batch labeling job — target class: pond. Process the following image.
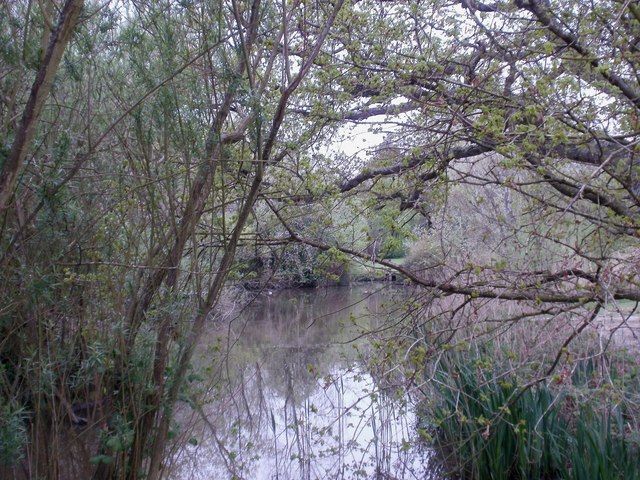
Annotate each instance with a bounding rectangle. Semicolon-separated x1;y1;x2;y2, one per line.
169;285;443;479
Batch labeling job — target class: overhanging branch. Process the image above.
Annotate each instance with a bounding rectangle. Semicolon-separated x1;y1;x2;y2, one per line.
266;200;640;303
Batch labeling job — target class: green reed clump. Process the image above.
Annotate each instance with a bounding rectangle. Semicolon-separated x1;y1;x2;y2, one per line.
430;353;567;480
428;352;639;480
567;408;639;480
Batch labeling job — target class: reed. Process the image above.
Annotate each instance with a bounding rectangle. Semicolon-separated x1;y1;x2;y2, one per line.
427;351;639;480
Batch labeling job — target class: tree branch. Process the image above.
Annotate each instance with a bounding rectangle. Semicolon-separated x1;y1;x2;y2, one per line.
519;0;640;110
340;144;492;193
0;0;84;212
267;201;640;303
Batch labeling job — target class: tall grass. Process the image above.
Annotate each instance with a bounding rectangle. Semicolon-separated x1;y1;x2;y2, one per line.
427;352;639;480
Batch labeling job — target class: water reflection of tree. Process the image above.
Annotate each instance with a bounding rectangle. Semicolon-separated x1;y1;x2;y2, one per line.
170;287;435;479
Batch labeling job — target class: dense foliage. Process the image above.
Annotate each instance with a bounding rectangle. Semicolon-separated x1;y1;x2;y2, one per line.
1;0;639;478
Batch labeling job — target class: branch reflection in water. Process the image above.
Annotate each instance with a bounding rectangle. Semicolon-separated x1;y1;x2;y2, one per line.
170;286;442;479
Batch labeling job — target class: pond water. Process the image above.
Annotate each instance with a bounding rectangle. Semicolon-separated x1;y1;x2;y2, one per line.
170;285;443;479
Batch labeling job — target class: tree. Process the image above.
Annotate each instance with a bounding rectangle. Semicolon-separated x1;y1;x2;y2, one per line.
0;0;84;211
276;0;639;324
1;0;344;478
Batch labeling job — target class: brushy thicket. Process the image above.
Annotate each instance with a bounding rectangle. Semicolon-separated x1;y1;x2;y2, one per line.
424;350;640;480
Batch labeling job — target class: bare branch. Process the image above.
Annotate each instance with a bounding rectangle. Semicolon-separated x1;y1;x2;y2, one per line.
340;144;492;192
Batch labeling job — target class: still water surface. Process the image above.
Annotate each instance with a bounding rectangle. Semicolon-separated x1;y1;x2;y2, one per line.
172;285;441;479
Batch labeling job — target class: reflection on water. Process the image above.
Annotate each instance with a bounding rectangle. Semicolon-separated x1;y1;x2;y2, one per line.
171;286;440;479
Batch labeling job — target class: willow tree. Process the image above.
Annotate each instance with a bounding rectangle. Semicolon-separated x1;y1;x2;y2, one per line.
0;0;345;478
